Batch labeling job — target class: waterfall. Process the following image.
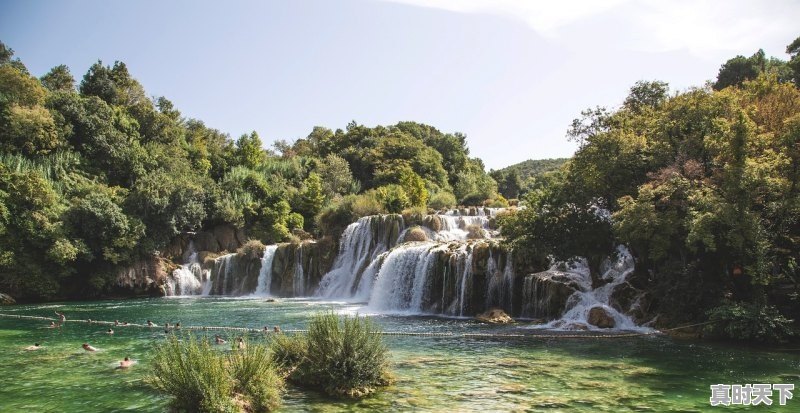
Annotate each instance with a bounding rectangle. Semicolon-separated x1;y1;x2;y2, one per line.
254;245;278;296
540;246;647;330
367;242;445;313
316;215;404;298
165;241;210;296
210;253;236;295
292;247;305;296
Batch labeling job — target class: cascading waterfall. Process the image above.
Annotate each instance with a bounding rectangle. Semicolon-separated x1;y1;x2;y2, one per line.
539;246;647;330
292;247;305;296
253;245;278;296
316;215;404;298
165;241;210;296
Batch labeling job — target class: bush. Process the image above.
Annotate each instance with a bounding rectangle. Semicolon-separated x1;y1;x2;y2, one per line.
148;335;284;412
401;206;427;226
486;194;509;208
375;184;410;213
402;226;428;243
352;191;386;217
705;302;795;344
269;313;393;398
465;224;485;240
147;335;237;412
238;239;266;260
428;191;456;210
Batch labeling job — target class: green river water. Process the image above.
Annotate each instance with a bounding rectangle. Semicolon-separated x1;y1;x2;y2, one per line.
0;297;797;412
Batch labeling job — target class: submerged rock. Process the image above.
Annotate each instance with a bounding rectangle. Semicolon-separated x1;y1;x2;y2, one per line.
587;306;615;328
0;293;15;305
476;308;514;324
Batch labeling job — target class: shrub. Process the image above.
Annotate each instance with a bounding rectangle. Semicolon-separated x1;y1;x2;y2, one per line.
147;335;237;412
401;206;427;226
285;212;304;231
486;195;509;208
705;302;795;344
402;226;428;243
269;313;392;398
148;335;284;412
375;184;410;213
428;191;456;210
316;195;357;238
352;191;386;217
238;239;266;260
229;340;284;412
465;224;485;240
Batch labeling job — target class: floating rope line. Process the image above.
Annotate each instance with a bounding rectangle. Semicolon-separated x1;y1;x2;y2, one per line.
0;313;713;339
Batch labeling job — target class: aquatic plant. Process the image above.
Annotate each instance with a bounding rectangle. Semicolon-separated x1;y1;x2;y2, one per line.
269;312;393;398
148;335;283;412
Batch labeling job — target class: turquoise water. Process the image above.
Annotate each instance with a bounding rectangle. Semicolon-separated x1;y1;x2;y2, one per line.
0;297;798;412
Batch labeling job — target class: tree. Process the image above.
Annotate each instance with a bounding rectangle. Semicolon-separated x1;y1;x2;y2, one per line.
788;35;800;87
399;168;428;207
40;65;75;92
316;154;355;199
236;131;266;168
298;172;325;228
79;61;117;103
623;80;669;113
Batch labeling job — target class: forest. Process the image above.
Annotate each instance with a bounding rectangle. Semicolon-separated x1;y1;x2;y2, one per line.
500;37;800;341
2;36;800;342
0;40;504;301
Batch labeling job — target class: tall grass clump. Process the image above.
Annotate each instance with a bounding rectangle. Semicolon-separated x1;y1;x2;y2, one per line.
269;312;393;398
148;335;283;412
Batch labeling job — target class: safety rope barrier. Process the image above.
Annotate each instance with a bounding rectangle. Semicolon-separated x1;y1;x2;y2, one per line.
0;313;714;339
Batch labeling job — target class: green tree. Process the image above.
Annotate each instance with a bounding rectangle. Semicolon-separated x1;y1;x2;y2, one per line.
235;131;266;169
40;65;75;92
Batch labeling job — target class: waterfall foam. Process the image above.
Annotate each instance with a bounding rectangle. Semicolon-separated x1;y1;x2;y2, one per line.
165;241;210;296
253;245;277;296
537;246;649;331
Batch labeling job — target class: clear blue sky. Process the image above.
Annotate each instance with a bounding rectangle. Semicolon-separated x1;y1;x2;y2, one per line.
1;0;798;169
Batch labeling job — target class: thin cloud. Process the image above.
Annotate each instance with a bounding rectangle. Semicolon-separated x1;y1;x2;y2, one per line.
380;0;800;56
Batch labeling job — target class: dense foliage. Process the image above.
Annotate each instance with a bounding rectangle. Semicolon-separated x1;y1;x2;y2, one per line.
148;335;283;412
270;312;392;398
490;158;568;199
0;40;501;301
500;37;800;339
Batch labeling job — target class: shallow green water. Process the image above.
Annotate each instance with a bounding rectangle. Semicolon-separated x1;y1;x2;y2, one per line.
0;297;797;412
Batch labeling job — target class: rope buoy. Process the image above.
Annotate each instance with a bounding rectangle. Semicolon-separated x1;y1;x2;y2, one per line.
0;313;712;339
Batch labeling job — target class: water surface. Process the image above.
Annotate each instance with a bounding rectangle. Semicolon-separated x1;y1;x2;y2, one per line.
1;297;797;412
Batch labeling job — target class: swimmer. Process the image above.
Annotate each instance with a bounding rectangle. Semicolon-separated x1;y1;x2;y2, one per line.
107;328;114;335
122;322;129;326
175;322;181;329
87;319;93;324
82;343;97;352
117;357;134;369
55;311;66;323
114;320;120;326
47;321;57;328
147;320;154;327
24;343;42;351
214;335;226;344
273;326;281;333
237;337;246;350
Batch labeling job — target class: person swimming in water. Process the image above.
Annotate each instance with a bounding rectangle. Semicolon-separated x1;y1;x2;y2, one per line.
82;343;97;352
117;357;133;369
237;337;246;350
147;320;154;327
55;311;66;323
107;328;114;335
46;321;57;328
273;326;281;333
24;343;41;351
114;320;120;326
214;335;226;344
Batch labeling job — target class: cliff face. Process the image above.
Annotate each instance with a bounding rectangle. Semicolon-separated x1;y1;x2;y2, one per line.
113;255;171;296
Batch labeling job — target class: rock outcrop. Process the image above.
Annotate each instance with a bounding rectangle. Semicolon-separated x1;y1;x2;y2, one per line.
114;256;170;296
587;306;615;328
476;308;514;324
520;271;582;319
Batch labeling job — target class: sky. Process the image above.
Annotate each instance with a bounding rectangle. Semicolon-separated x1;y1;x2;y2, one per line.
1;0;798;170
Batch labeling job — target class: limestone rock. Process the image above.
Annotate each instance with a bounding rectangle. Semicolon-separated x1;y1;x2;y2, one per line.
0;293;15;305
476;308;514;324
587;306;615;329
